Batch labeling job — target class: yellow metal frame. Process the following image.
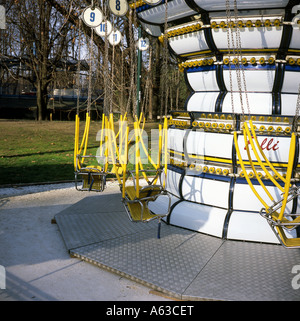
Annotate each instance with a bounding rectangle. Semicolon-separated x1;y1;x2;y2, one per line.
120;115;171;239
74;112;108;192
74;111;171;236
234;120;300;248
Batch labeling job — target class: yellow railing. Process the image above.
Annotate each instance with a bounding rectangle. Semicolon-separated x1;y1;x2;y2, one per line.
234;120;300;248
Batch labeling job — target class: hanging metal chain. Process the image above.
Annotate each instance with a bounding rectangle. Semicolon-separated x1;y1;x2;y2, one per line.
233;0;250;115
225;0;250;116
87;28;94;115
159;0;169;120
125;5;136;115
293;84;300;132
103;5;109;116
76;19;82;116
225;0;235;114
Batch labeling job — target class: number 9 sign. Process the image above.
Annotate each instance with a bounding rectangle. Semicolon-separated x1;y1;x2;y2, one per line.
82;6;103;28
108;0;128;17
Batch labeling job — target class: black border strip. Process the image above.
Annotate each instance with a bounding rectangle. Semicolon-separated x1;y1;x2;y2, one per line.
222;177;235;239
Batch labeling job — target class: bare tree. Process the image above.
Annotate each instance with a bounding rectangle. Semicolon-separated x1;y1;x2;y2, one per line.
6;0;76;120
1;0;188;120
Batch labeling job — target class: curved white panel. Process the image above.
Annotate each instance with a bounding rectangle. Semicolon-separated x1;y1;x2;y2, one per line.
226;211;280;244
281;93;299;115
137;0;195;25
236;134;294;165
232;181;292;212
136;2;300;245
222;92;273;114
168;128;185;153
186;92;218;112
186;131;233;159
212;27;283;51
140;22;162;37
186;68;219;91
182;175;230;208
289;25;300;50
194;0;289;11
223;67;275;92
168;31;209;56
169;201;227;237
281;66;300;94
148;193;180;214
165;167;182;197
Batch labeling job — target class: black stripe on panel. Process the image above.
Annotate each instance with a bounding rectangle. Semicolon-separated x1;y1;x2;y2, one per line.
184;0;209;23
277;0;297;59
165;199;184;224
216;64;226;92
222;177;235;239
184;91;195;110
184;68;194;93
272;62;285;94
216;91;227;113
273;91;282;115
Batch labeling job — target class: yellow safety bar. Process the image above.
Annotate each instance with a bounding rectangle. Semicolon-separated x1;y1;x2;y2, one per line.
278;132;296;221
248;121;286;184
234;131;270;209
74;112;91;171
122;126;129;199
243;121;285;192
242;126;275;203
236;121;300;247
163;117;168;188
237;121;297;216
74;114;80;170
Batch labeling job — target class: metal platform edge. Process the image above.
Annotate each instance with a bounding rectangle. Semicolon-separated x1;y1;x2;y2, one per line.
69;250;217;301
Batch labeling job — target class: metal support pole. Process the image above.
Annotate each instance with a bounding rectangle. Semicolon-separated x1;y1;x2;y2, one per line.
136;26;142;119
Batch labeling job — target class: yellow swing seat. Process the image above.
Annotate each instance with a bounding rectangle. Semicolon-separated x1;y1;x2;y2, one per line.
120;116;170;238
236;120;300;248
123;169;171;222
75;157;107;192
260;190;300;248
274;226;300;248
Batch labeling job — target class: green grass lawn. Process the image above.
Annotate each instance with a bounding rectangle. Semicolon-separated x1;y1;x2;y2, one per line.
0;119;160;185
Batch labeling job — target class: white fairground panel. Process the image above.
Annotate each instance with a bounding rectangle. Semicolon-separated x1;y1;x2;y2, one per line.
133;0;300;245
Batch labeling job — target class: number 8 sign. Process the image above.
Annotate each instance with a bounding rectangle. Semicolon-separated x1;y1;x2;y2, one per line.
82;6;103;28
108;0;128;17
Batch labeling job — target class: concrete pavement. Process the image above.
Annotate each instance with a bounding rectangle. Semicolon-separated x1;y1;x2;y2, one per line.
0;182;171;301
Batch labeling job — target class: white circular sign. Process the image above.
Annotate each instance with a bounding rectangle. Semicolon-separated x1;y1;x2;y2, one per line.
108;0;128;17
94;21;113;37
137;38;149;51
144;0;162;5
82;6;103;28
108;30;122;46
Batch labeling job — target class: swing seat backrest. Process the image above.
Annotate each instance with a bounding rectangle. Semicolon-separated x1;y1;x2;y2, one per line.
274;226;300;248
125;185;164;201
270;211;300;229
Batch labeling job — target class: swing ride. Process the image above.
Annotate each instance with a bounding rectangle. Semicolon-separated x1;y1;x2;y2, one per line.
74;0;300;248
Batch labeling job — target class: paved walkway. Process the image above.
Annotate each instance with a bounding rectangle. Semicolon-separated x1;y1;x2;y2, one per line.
54;189;300;301
0;182;171;301
1;181;300;301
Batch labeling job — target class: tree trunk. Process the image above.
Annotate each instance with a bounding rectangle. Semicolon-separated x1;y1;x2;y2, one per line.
36;82;49;120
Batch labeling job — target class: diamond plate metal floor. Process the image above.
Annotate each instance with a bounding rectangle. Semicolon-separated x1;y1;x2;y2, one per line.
55;192;300;301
